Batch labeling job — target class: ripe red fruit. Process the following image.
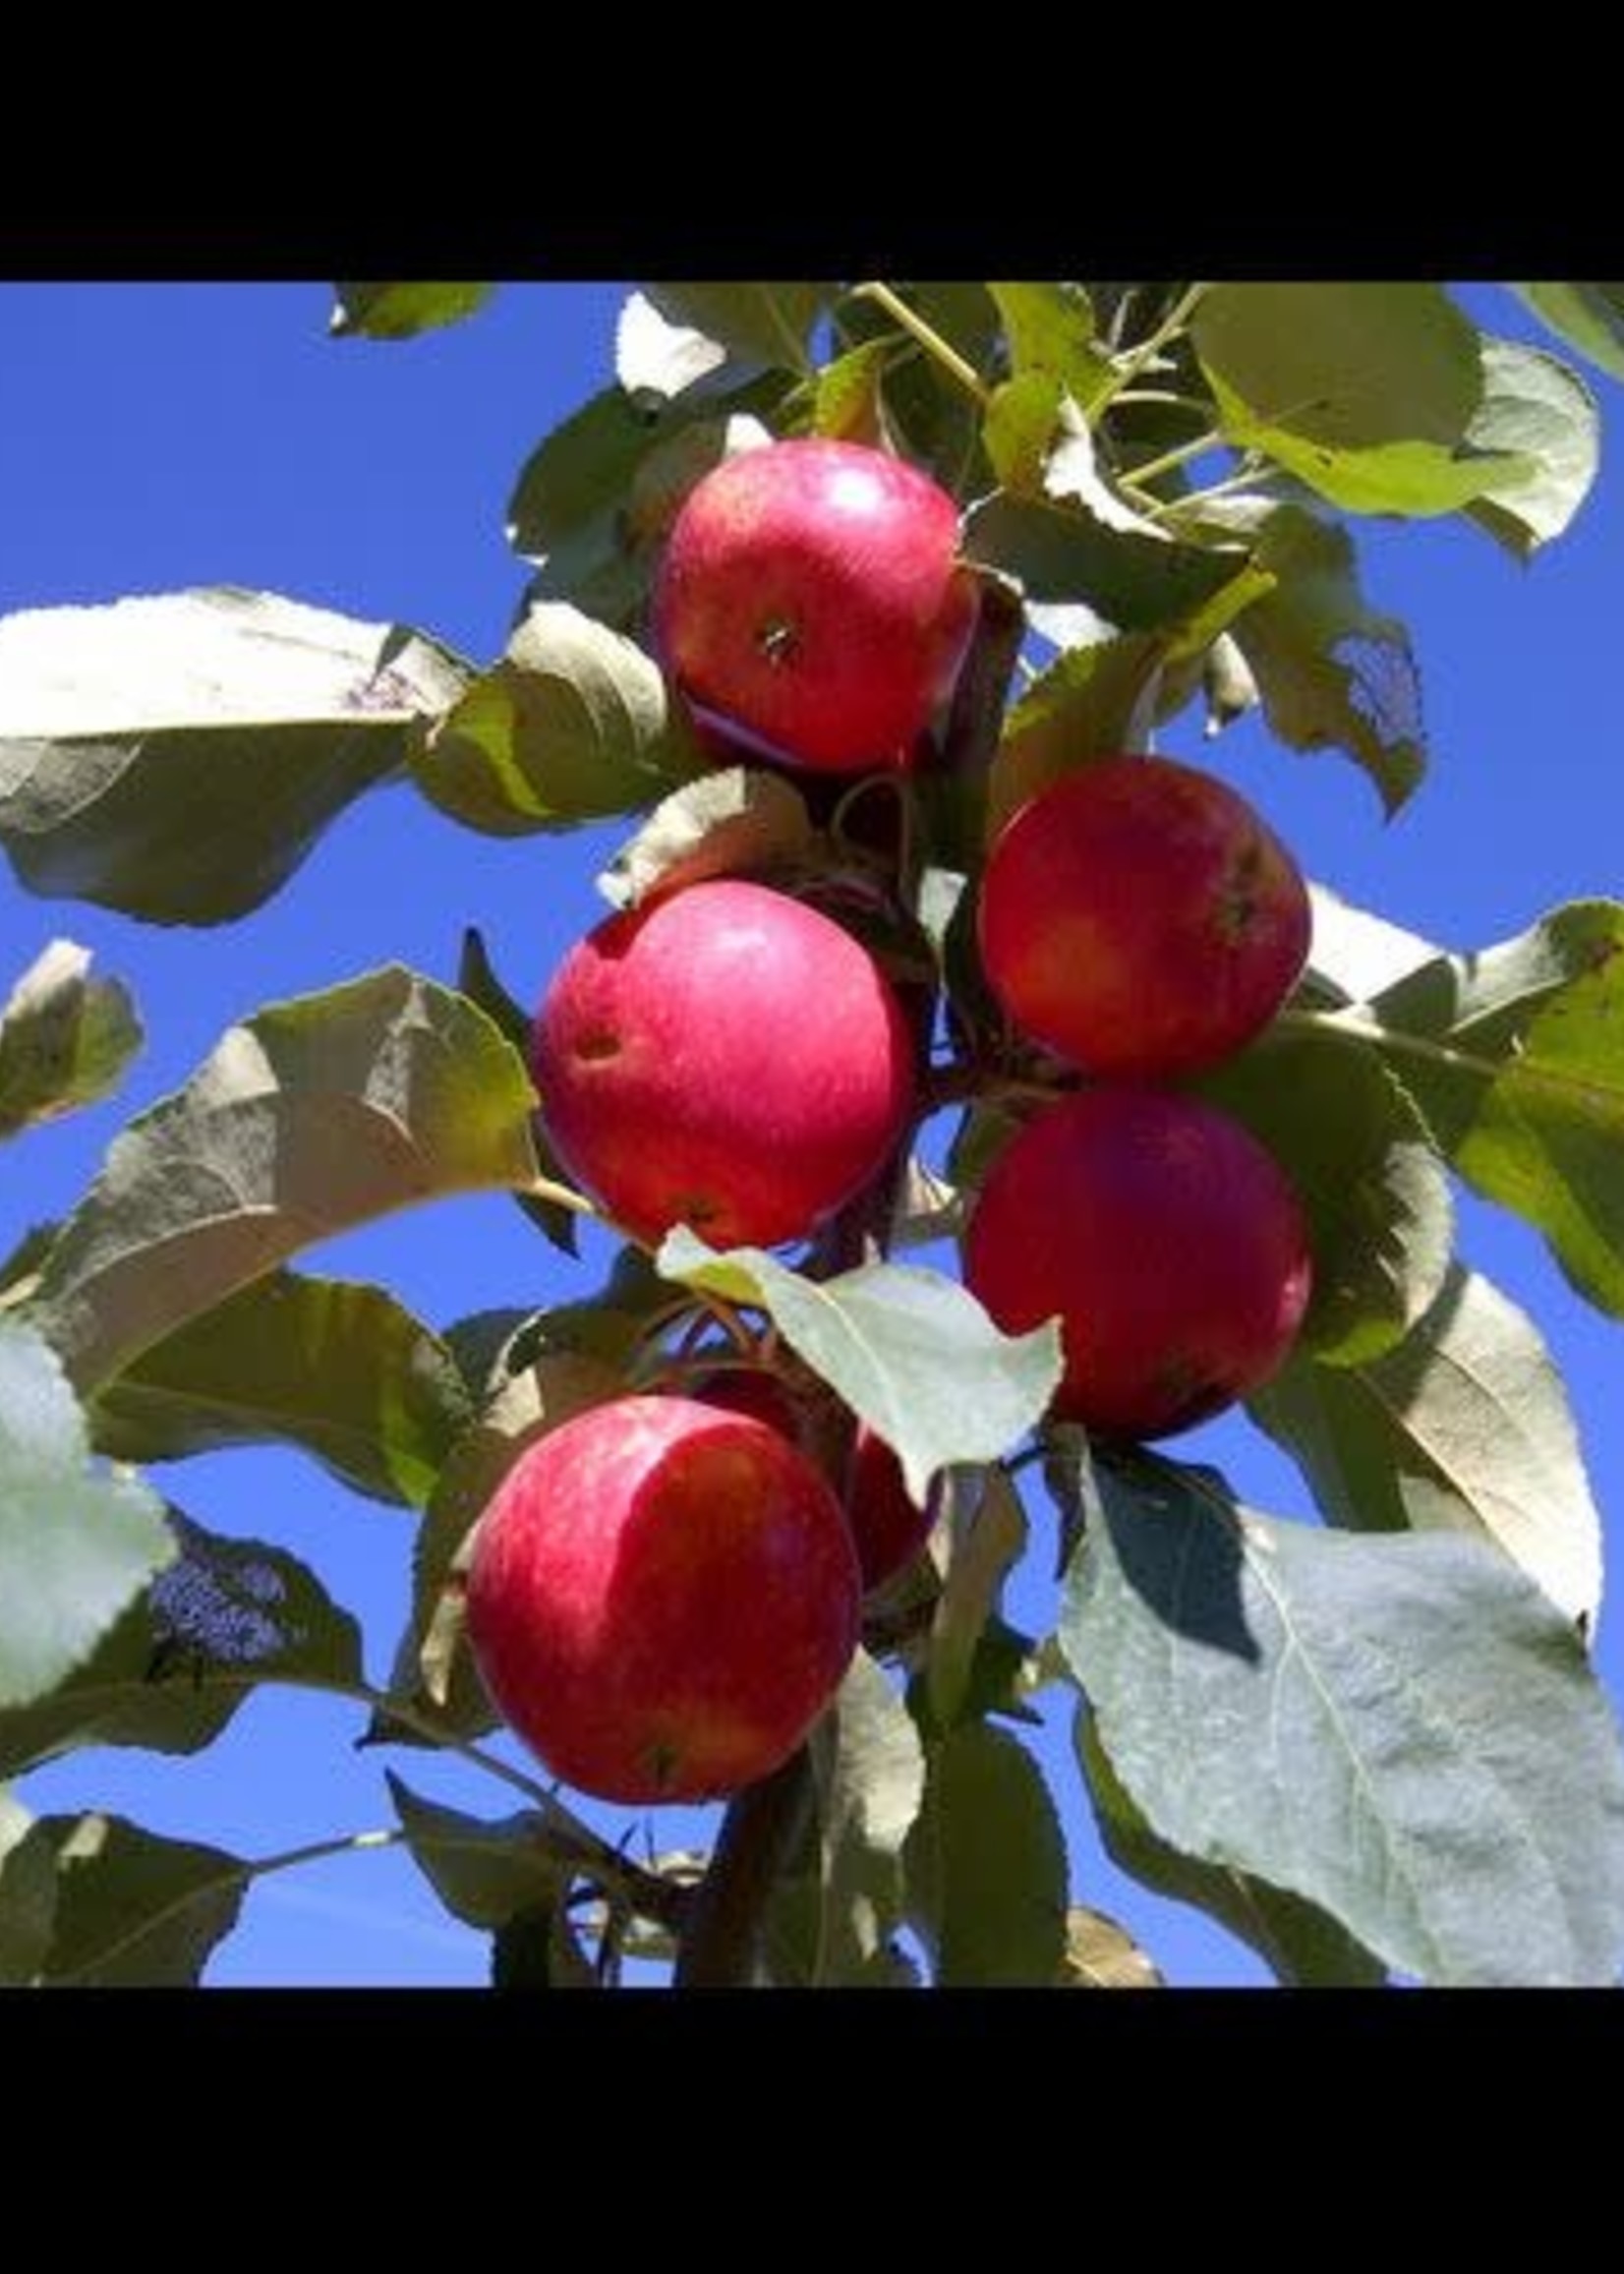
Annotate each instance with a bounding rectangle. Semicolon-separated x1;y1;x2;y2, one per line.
979;755;1311;1079
653;437;977;774
533;877;915;1249
963;1087;1313;1439
844;1423;937;1593
465;1394;861;1805
694;1369;935;1593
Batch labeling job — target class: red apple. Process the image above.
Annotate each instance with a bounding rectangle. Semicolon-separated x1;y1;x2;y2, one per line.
653;437;977;774
533;877;916;1250
979;755;1311;1079
844;1423;937;1593
963;1086;1313;1439
693;1369;935;1592
465;1393;861;1805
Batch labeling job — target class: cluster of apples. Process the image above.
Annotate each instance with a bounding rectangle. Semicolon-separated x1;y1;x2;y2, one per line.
464;437;1314;1809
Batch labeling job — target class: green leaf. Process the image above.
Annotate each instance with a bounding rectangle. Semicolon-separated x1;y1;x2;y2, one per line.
987;282;1111;408
25;1812;246;1984
1060;1448;1624;1986
1511;282;1624;383
1199;1024;1454;1367
905;1723;1069;1985
1225;501;1425;813
387;1772;567;1931
1075;1713;1385;1986
962;492;1246;634
1463;339;1599;555
331;282;494;339
0;1316;173;1709
32;965;540;1394
988;633;1172;837
456;926;578;1259
413;601;703;836
656;1229;1064;1508
925;1467;1028;1731
1192;282;1528;516
0;1790;57;1984
595;765;814;913
0;940;142;1140
1363;900;1624;1316
809;1650;927;1985
642;284;828;376
0;589;469;925
91;1270;474;1508
506;378;790;626
986;557;1271;834
1251;1262;1603;1633
981;373;1068;495
809;338;896;446
0;1508;362;1778
1055;1902;1164;1988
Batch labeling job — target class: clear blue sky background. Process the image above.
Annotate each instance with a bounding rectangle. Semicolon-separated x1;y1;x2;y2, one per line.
2;280;1620;1986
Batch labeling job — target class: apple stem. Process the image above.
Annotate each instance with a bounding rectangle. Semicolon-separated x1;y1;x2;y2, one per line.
1091;281;1211;416
853;281;990;406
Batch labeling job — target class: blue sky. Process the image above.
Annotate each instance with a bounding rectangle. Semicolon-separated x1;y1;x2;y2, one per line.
1;280;1619;1986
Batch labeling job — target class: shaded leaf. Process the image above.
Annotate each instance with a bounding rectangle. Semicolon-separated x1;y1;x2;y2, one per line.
414;601;703;837
987;559;1270;835
1463;339;1599;555
1056;1902;1164;1988
596;765;814;911
387;1772;566;1931
905;1722;1068;1985
331;282;494;339
962;492;1246;634
32;964;541;1394
1200;1024;1454;1367
0;1221;57;1311
0;940;142;1139
1075;1713;1385;1986
1251;1262;1603;1633
809;1650;926;1984
0;1508;362;1778
1060;1448;1624;1985
1363;899;1624;1316
1193;282;1526;515
0;589;468;924
925;1467;1028;1731
92;1270;473;1508
0;1790;56;1984
1227;501;1425;812
1511;282;1624;383
491;1904;598;1989
0;1316;173;1709
643;284;828;376
506;377;791;627
26;1812;246;1984
657;1229;1064;1508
